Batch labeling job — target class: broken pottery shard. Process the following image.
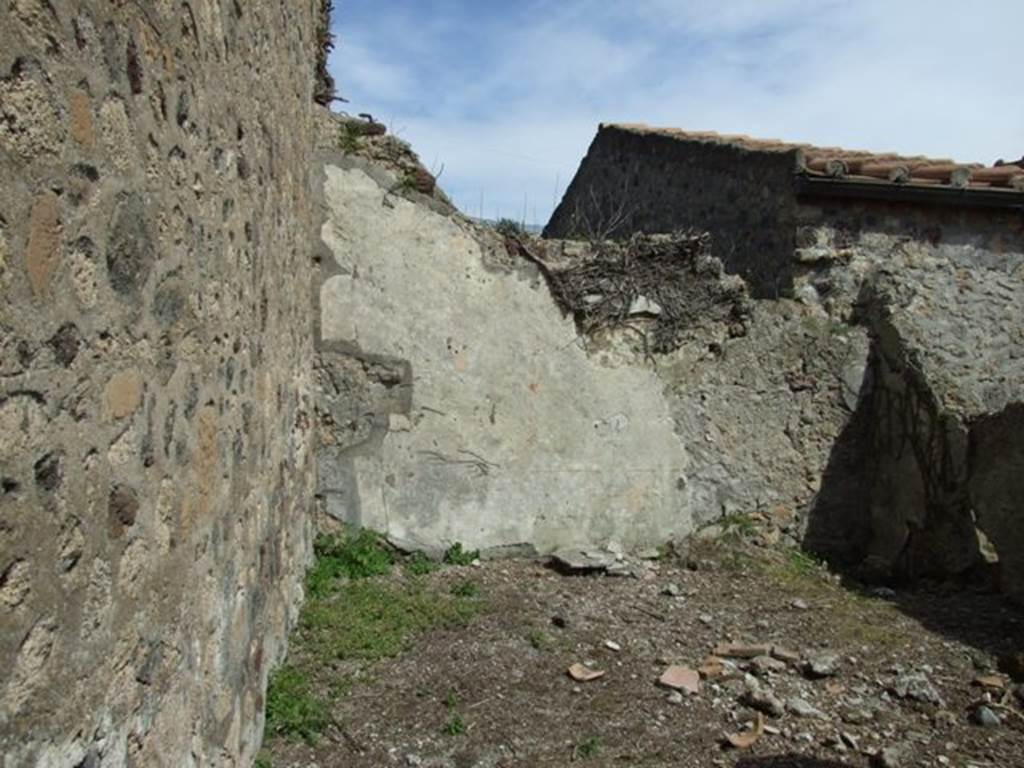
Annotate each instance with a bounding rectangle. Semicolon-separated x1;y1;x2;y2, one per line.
714;642;772;659
568;663;606;682
548;548;616;573
725;712;765;750
972;674;1007;690
658;665;701;695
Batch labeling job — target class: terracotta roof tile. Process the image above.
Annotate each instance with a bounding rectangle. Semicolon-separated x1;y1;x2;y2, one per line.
604;123;1024;192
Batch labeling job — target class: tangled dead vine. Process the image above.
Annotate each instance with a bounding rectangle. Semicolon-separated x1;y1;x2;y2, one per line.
315;1;339;106
508;231;750;354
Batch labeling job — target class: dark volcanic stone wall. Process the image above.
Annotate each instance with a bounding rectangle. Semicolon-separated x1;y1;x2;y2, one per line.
544;125;802;298
0;1;318;765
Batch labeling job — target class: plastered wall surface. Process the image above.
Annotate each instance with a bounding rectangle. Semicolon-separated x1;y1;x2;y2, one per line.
316;163;691;554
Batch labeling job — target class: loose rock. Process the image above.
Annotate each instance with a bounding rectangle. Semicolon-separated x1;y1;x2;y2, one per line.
749;655;787;676
804;651;841;679
972;705;1001;728
741;689;785;718
786;697;828;720
889;673;945;706
715;642;772;659
873;743;906;768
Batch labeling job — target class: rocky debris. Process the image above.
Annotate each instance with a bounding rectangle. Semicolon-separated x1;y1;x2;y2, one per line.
771;646;802;665
972;705;1001;727
840;705;875;725
888;672;945;707
749;655;787;676
873;742;907;768
741;689;786;718
803;651;841;679
604;640;622;652
786;697;829;720
549;548;617;573
714;642;772;659
547;548;662;580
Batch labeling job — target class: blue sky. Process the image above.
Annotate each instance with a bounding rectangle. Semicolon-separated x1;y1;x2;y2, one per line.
329;1;1024;226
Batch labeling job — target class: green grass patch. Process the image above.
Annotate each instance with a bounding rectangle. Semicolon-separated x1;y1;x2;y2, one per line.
720;512;758;537
339;122;363;153
254;753;272;768
262;528;486;751
573;736;602;760
442;688;466;735
450;579;479;598
299;579;480;663
443;542;479;566
306;529;393;598
443;712;466;736
264;664;330;744
405;551;440;576
527;628;551;651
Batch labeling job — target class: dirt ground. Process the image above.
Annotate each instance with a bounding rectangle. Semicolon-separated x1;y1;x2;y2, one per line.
261;535;1024;768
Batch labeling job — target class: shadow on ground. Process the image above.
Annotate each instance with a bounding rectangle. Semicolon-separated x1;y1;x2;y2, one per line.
803;359;1024;674
736;757;854;768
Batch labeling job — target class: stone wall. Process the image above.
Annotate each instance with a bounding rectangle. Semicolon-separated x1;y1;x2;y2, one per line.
0;2;319;765
802;236;1024;600
792;196;1024;315
543;125;802;299
313;129;862;556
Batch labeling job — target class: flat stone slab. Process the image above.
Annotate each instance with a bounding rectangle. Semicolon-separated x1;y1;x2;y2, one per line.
548;548;618;573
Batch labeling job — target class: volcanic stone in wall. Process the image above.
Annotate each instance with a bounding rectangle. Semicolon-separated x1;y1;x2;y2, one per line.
812;254;1024;597
0;1;319;765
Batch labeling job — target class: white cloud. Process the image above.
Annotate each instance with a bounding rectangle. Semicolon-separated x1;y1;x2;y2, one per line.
329;0;1024;223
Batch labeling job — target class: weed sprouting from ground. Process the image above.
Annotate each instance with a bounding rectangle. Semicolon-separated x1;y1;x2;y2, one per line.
443;712;467;736
495;218;528;238
573;736;602;760
719;512;758;537
527;628;551;651
443;541;479;565
338;122;363;153
262;529;485;746
264;665;330;744
405;551;440;576
442;688;467;735
300;579;479;662
451;579;480;598
306;529;393;598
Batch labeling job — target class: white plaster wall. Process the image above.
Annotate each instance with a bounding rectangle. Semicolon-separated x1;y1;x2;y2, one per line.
319;165;691;553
